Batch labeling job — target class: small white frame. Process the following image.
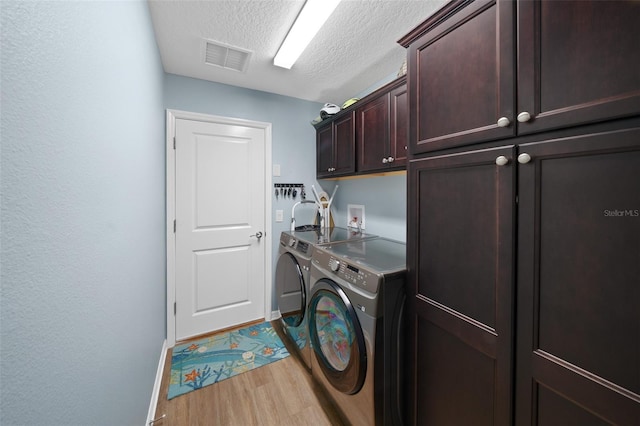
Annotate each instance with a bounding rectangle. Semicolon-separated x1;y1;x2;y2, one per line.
347;204;365;230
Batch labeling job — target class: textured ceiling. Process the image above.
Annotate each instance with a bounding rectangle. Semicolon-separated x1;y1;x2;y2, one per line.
147;0;446;105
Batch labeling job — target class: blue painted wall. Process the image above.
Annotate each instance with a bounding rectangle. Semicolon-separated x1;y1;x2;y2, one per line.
1;1;166;425
320;174;407;243
0;2;407;423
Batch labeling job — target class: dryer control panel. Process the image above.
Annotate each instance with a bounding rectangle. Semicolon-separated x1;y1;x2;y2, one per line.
279;233;312;257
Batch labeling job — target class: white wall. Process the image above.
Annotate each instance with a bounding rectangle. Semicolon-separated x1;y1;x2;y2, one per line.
0;2;166;425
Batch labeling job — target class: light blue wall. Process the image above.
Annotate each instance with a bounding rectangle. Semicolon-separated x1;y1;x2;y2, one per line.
1;1;166;425
320;175;407;242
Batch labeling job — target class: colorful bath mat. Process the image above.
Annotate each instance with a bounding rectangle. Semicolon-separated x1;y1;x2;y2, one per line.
167;322;289;399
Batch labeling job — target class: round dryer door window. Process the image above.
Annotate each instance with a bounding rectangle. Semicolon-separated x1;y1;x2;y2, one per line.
275;252;305;327
309;279;366;395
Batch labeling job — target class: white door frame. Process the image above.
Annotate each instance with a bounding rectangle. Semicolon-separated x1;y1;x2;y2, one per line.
166;109;273;348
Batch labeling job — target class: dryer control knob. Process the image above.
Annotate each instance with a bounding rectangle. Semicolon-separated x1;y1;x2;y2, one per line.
329;258;340;272
288;238;296;247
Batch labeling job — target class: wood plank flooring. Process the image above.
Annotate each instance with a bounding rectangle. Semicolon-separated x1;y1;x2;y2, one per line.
153;321;346;426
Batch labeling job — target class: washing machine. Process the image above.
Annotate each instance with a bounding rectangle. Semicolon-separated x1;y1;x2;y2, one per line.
308;237;406;426
275;227;376;371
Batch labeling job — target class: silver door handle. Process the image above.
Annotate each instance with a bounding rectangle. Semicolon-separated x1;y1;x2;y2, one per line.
250;231;263;240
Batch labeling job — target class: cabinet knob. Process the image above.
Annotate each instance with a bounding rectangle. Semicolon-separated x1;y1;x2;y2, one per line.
495;156;509;166
497;117;511;128
517;153;532;164
382;158;388;164
517;111;531;123
388;156;395;163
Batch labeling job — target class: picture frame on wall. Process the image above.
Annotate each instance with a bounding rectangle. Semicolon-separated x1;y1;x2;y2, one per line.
347;204;365;230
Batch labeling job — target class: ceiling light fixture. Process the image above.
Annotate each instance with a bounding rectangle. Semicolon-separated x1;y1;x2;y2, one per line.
273;0;341;69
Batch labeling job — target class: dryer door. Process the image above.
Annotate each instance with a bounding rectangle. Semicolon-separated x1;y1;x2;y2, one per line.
309;278;366;395
275;252;306;327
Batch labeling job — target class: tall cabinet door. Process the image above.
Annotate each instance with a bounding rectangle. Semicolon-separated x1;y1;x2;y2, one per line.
357;94;390;173
516;129;640;425
333;112;356;176
405;0;515;153
407;145;516;425
389;84;408;168
517;1;640;134
316;124;333;178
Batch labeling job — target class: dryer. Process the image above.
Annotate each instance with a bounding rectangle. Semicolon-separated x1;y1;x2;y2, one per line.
308;237;406;426
275;227;376;371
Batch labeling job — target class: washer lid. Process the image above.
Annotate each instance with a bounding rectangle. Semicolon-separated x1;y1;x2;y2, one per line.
322;237;406;274
291;226;376;245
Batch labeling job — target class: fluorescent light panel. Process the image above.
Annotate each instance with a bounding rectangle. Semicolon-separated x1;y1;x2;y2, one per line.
274;0;341;69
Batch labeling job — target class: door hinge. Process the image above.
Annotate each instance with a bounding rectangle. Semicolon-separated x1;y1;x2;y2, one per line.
173;137;176;150
174;302;176;315
173;220;176;233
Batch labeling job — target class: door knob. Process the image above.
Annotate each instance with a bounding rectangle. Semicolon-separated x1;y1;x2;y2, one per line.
250;231;263;240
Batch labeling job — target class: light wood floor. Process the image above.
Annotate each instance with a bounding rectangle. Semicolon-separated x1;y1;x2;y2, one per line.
153;321;346;426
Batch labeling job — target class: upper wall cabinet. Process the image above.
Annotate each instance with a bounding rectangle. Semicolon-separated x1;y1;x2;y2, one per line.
315;77;407;178
316;112;356;179
399;0;640;154
357;78;408;173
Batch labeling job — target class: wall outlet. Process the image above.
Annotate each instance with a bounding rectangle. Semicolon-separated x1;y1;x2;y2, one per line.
275;210;284;222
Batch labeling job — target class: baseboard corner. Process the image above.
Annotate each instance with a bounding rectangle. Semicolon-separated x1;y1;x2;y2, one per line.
146;339;168;426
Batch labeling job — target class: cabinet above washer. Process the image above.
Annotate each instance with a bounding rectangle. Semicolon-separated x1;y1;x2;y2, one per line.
314;76;407;179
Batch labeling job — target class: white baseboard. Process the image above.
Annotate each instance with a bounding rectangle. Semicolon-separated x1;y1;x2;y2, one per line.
146;339;168;426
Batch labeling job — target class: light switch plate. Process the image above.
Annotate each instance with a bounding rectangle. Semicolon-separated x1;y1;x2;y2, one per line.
273;164;281;177
275;210;284;222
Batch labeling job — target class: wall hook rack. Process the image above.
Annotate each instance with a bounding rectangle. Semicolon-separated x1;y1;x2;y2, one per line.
274;183;305;199
274;183;304;188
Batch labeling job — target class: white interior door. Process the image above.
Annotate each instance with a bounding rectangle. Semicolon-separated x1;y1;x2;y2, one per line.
173;116;268;342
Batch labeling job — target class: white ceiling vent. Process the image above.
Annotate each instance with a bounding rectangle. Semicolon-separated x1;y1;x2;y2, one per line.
204;40;251;72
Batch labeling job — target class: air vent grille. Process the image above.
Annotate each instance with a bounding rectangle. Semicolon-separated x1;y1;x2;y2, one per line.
204;40;251;72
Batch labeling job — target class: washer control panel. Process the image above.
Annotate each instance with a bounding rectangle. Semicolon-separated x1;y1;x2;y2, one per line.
313;249;381;293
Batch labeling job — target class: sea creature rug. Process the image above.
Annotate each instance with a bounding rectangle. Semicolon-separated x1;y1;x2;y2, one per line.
167;321;290;399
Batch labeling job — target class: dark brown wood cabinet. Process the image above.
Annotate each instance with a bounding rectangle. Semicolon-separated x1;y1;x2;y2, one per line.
517;1;640;135
407;145;516;425
402;1;640;424
399;0;515;153
389;84;408;168
316;111;355;178
407;128;640;425
515;129;640;426
315;77;407;179
400;0;640;154
357;79;408;173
